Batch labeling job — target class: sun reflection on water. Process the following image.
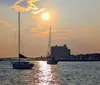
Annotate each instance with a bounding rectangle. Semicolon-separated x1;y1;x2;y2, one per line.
38;61;52;85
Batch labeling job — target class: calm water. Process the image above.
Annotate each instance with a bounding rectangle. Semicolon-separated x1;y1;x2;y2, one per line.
0;61;100;85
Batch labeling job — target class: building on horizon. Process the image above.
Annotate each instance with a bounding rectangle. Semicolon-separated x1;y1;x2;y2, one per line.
51;44;70;58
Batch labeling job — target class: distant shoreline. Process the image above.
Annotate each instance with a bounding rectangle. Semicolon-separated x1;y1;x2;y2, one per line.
1;53;100;61
0;58;100;62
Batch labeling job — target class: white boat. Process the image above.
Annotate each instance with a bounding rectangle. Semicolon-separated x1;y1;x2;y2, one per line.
11;12;34;69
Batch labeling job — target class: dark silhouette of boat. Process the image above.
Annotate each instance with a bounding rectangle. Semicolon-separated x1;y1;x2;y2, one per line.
46;26;58;65
47;56;58;64
11;12;34;69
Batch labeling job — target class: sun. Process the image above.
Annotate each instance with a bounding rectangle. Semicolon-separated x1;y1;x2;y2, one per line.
42;12;50;20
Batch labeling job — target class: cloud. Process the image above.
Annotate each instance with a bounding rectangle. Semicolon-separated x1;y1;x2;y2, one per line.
32;28;56;37
31;28;72;37
56;29;72;34
11;0;46;14
0;19;17;32
0;19;12;27
35;31;48;37
79;28;96;33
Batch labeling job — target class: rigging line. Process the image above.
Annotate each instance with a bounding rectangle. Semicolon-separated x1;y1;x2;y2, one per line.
20;34;24;55
18;12;20;55
11;20;18;57
18;12;25;56
13;28;18;57
13;12;21;57
18;12;21;62
47;26;51;57
18;12;24;55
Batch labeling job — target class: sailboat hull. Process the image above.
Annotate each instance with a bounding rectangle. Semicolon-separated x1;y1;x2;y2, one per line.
11;62;34;69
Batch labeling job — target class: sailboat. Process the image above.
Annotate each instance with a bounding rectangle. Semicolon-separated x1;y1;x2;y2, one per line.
46;26;58;65
11;12;34;69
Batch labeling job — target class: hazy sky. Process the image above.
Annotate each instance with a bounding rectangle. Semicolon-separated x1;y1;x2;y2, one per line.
0;0;100;57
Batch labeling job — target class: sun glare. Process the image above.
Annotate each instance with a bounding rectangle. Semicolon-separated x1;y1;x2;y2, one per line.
42;12;50;20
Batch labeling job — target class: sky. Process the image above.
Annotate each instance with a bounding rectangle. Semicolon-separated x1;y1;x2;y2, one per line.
0;0;100;57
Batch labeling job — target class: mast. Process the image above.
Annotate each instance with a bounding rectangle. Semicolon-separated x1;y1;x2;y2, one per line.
18;12;20;62
47;26;51;57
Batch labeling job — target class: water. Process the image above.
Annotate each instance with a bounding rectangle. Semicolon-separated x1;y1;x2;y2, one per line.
0;61;100;85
